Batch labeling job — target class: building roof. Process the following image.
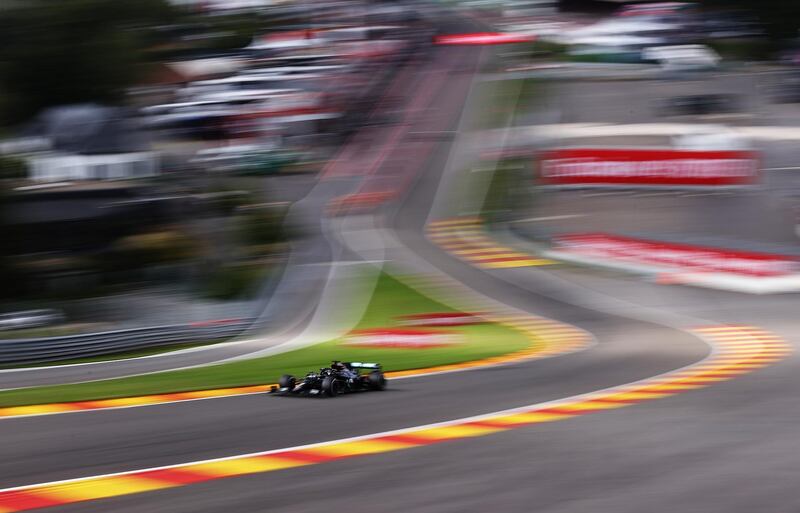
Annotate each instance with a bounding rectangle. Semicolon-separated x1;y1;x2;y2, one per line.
31;104;151;155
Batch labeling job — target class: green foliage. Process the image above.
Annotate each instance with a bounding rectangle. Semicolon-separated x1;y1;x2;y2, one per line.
476;77;539;130
705;38;771;61
0;0;178;126
702;0;800;46
483;159;528;222
108;228;199;271
527;40;569;59
202;14;262;51
0;155;28;180
154;11;273;58
0;184;21;298
202;263;268;300
237;204;290;247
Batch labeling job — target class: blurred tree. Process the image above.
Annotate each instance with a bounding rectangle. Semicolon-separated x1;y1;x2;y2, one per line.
703;0;800;43
0;156;28;180
111;229;199;269
562;0;800;47
238;205;290;248
202;263;267;300
0;0;179;126
0;185;22;298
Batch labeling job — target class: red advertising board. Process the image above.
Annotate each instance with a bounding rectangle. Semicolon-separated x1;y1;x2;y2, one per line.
435;32;536;45
554;233;799;277
345;328;461;349
539;148;759;187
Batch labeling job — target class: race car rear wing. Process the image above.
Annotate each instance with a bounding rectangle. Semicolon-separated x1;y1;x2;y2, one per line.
348;362;381;369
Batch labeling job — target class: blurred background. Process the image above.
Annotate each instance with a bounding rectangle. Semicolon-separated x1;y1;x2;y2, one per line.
7;3;800;512
1;0;799;365
0;0;433;353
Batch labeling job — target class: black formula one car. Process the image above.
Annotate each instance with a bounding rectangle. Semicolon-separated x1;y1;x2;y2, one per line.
270;361;387;397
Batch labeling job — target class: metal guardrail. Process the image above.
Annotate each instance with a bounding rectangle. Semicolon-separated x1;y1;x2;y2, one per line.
0;320;253;366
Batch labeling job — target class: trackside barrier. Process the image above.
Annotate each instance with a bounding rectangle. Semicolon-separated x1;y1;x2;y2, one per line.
553;234;800;277
538;148;760;187
0;320;252;366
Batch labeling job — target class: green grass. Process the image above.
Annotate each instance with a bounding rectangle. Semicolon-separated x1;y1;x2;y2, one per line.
473;77;539;130
0;273;534;407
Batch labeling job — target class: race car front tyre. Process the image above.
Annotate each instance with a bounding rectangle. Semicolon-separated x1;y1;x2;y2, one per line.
322;376;339;397
279;374;296;389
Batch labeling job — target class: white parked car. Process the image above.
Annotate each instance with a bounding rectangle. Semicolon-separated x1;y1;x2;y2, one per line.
642;44;720;70
672;126;751;151
0;309;65;331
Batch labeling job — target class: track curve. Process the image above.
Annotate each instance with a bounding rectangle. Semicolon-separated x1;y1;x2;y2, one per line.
3;11;797;513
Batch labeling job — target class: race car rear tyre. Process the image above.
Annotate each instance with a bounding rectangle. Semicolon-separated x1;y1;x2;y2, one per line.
279;374;296;389
321;377;339;397
368;370;386;390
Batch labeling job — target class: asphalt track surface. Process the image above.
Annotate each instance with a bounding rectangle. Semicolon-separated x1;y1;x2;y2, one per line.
4;15;800;513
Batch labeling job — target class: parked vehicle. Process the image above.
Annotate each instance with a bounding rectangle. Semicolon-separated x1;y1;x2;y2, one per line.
191;144;299;175
641;44;720;70
658;93;737;116
0;309;65;331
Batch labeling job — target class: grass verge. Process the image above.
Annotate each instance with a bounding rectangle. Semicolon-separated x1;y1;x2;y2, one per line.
0;273;534;407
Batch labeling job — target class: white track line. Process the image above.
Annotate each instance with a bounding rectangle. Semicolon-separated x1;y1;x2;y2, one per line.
0;326;717;494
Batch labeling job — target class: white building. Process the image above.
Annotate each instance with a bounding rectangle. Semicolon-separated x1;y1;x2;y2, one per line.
28;152;159;182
